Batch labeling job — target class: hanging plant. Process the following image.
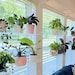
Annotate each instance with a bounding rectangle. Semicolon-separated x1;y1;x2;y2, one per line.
49;18;63;30
7;14;27;29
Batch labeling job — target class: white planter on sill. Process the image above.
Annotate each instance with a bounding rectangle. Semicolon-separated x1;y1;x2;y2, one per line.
50;50;58;56
51;29;64;35
13;24;22;33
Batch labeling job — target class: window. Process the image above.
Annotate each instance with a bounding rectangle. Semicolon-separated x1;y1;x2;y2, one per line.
43;9;65;75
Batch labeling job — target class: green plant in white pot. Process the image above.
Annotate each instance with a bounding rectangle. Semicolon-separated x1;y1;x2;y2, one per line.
7;14;27;33
49;18;69;35
27;13;39;34
49;42;60;56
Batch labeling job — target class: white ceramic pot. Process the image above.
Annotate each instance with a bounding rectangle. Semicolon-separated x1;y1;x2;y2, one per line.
50;50;58;56
13;24;22;33
51;29;64;35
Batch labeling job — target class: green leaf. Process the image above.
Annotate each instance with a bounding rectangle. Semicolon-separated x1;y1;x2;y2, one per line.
19;38;34;46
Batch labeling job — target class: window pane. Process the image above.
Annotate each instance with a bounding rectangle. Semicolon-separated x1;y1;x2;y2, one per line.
43;9;64;75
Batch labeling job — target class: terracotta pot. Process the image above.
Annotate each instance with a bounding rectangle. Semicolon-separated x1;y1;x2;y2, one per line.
16;56;27;66
27;24;34;34
0;21;6;32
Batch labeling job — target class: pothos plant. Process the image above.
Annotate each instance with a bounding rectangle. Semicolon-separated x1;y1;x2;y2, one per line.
49;18;69;31
7;14;27;29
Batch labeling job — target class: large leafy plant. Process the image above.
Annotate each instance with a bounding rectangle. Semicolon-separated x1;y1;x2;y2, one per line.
18;37;36;56
49;18;69;31
19;37;34;46
7;14;27;28
0;52;15;71
49;18;63;30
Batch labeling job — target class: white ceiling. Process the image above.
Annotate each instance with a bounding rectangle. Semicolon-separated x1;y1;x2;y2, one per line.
45;0;75;20
30;0;75;20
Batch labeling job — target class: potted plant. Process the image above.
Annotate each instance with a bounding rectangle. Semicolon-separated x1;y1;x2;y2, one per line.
27;13;39;34
19;37;36;55
58;38;70;54
0;51;15;72
49;42;60;56
15;37;36;66
49;18;69;35
7;14;27;33
49;39;70;56
15;45;27;66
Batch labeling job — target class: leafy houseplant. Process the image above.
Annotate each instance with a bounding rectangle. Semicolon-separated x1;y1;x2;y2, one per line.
49;42;60;56
16;37;36;66
49;18;69;35
49;19;63;30
19;37;36;55
0;52;15;72
58;38;70;54
49;39;70;56
27;13;39;34
7;14;27;33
